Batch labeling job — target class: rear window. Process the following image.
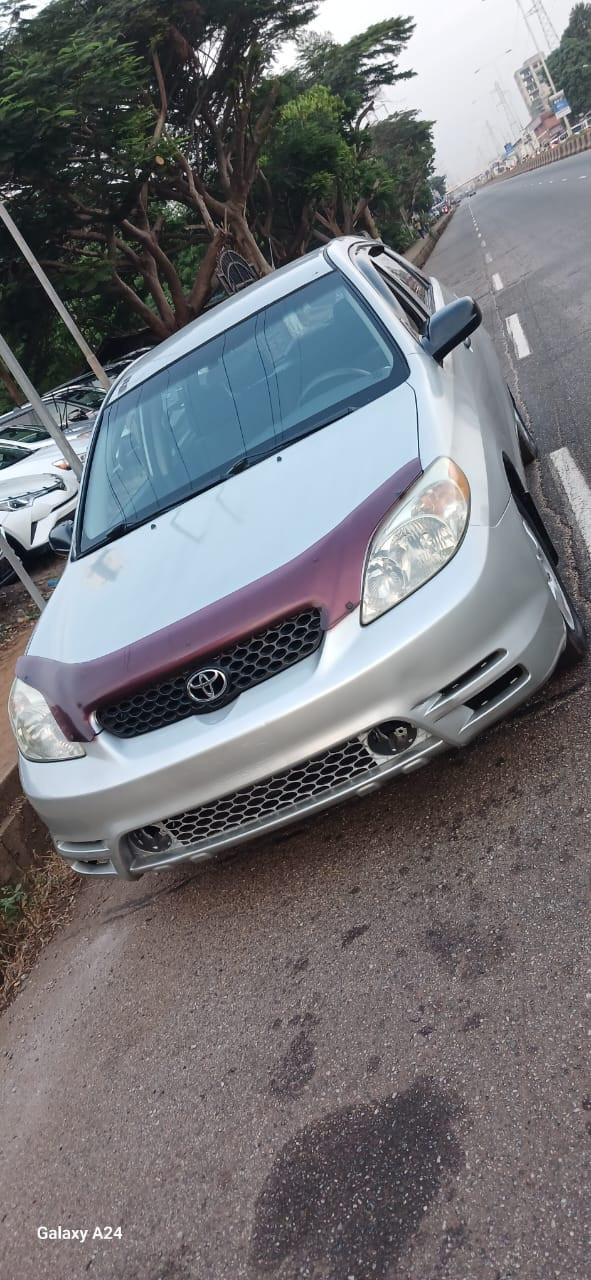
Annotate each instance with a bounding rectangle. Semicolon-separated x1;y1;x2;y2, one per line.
78;271;408;553
0;424;48;444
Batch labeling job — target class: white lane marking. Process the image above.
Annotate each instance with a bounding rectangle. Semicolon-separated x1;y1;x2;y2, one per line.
485;252;492;264
550;448;591;560
492;272;503;292
562;177;568;182
481;239;487;247
579;174;587;179
506;313;531;359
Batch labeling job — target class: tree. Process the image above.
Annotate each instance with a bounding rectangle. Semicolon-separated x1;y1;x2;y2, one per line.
562;2;591;41
370;111;436;238
431;174;447;197
547;4;591;119
294;18;416;119
255;17;418;256
0;0;318;343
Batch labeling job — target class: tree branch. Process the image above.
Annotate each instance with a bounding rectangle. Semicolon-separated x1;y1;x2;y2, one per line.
152;47;168;142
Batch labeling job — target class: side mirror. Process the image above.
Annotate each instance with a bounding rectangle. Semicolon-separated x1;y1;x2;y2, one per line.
421;297;482;363
49;519;74;556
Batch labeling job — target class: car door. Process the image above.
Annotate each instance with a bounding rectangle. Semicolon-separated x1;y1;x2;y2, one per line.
368;247;525;496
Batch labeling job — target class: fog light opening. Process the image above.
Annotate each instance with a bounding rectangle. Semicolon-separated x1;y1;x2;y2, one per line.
129;824;173;854
367;720;417;757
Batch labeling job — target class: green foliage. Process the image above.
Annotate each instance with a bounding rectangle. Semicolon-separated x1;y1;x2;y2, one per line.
263;85;353;205
0;883;26;923
371;110;436;220
431;174;447;197
294;18;416;116
0;0;437;378
547;5;591;119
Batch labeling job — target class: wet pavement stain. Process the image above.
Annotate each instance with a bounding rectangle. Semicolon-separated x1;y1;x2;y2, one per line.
341;924;370;950
251;1077;463;1279
425;921;506;979
270;1014;319;1099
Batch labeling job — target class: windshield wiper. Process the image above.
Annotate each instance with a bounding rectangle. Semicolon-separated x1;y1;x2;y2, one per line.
223;408;357;480
224;456;252;478
86;520;129;553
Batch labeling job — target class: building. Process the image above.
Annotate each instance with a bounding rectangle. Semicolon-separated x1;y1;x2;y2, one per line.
515;53;552;117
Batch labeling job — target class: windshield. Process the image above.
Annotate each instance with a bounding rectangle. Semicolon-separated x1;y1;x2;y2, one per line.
0;445;28;469
78;271;407;554
54;387;105;410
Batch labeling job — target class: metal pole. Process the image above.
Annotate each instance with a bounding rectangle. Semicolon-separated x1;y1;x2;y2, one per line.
0;332;82;479
0;529;46;611
0;202;111;391
514;0;571;134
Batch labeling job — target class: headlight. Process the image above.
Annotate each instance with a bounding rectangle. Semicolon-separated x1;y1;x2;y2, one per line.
362;458;470;624
0;478;66;511
0;496;31;511
8;678;85;762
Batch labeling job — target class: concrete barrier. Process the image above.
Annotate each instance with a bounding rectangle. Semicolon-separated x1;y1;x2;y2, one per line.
489;127;591;183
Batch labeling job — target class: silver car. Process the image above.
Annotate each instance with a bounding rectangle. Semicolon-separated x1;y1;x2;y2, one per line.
8;238;586;878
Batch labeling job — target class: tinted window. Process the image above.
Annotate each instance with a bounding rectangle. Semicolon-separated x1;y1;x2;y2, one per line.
0;445;28;469
79;272;407;553
371;251;433;316
0;425;49;444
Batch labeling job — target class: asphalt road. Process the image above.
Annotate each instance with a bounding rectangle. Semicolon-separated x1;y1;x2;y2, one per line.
1;161;591;1280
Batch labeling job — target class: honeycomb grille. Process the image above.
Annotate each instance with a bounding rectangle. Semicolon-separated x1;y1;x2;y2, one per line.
128;736;378;854
96;609;323;738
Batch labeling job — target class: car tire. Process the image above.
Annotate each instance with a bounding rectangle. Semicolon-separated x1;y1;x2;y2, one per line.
521;513;587;669
510;390;538;466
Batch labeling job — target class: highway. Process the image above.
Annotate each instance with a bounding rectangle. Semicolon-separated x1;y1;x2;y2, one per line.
1;159;590;1280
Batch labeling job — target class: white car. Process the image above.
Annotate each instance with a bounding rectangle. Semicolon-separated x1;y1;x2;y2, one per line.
0;422;92;453
0;441;80;584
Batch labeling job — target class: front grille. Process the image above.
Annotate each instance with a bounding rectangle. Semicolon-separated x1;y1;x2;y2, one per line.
97;608;323;739
128;736;378;854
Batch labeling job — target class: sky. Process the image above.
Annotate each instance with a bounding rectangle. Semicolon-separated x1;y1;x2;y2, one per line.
302;0;576;185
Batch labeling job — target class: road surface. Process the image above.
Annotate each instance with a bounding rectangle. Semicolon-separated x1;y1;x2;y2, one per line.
1;155;590;1280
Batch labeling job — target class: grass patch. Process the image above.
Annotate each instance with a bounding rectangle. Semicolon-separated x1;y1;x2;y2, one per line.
0;851;78;1014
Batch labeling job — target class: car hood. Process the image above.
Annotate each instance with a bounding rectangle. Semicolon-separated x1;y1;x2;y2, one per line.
22;385;420;721
0;469;66;500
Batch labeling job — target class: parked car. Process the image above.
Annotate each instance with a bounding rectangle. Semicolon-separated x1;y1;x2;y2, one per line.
0;383;104;442
0;421;93;452
9;237;586;878
0;441;80;584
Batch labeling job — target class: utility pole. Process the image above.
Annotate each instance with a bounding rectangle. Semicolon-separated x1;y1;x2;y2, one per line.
0;202;111;391
514;0;571;134
530;0;560;52
486;119;503;156
494;80;522;141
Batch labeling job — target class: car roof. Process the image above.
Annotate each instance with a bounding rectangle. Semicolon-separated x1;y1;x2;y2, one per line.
108;241;368;402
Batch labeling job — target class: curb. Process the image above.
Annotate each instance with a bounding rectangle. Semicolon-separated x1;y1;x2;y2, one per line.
0;766;48;884
404;209;455;270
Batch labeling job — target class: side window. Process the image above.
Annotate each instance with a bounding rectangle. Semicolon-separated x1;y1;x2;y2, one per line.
379;250;434;312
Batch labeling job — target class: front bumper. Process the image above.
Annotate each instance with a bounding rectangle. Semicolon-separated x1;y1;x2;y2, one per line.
20;498;566;878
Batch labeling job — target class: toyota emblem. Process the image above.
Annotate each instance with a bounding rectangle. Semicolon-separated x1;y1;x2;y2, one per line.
186;667;229;706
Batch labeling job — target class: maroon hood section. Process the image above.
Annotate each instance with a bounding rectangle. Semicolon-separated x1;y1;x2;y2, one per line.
17;458;421;741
